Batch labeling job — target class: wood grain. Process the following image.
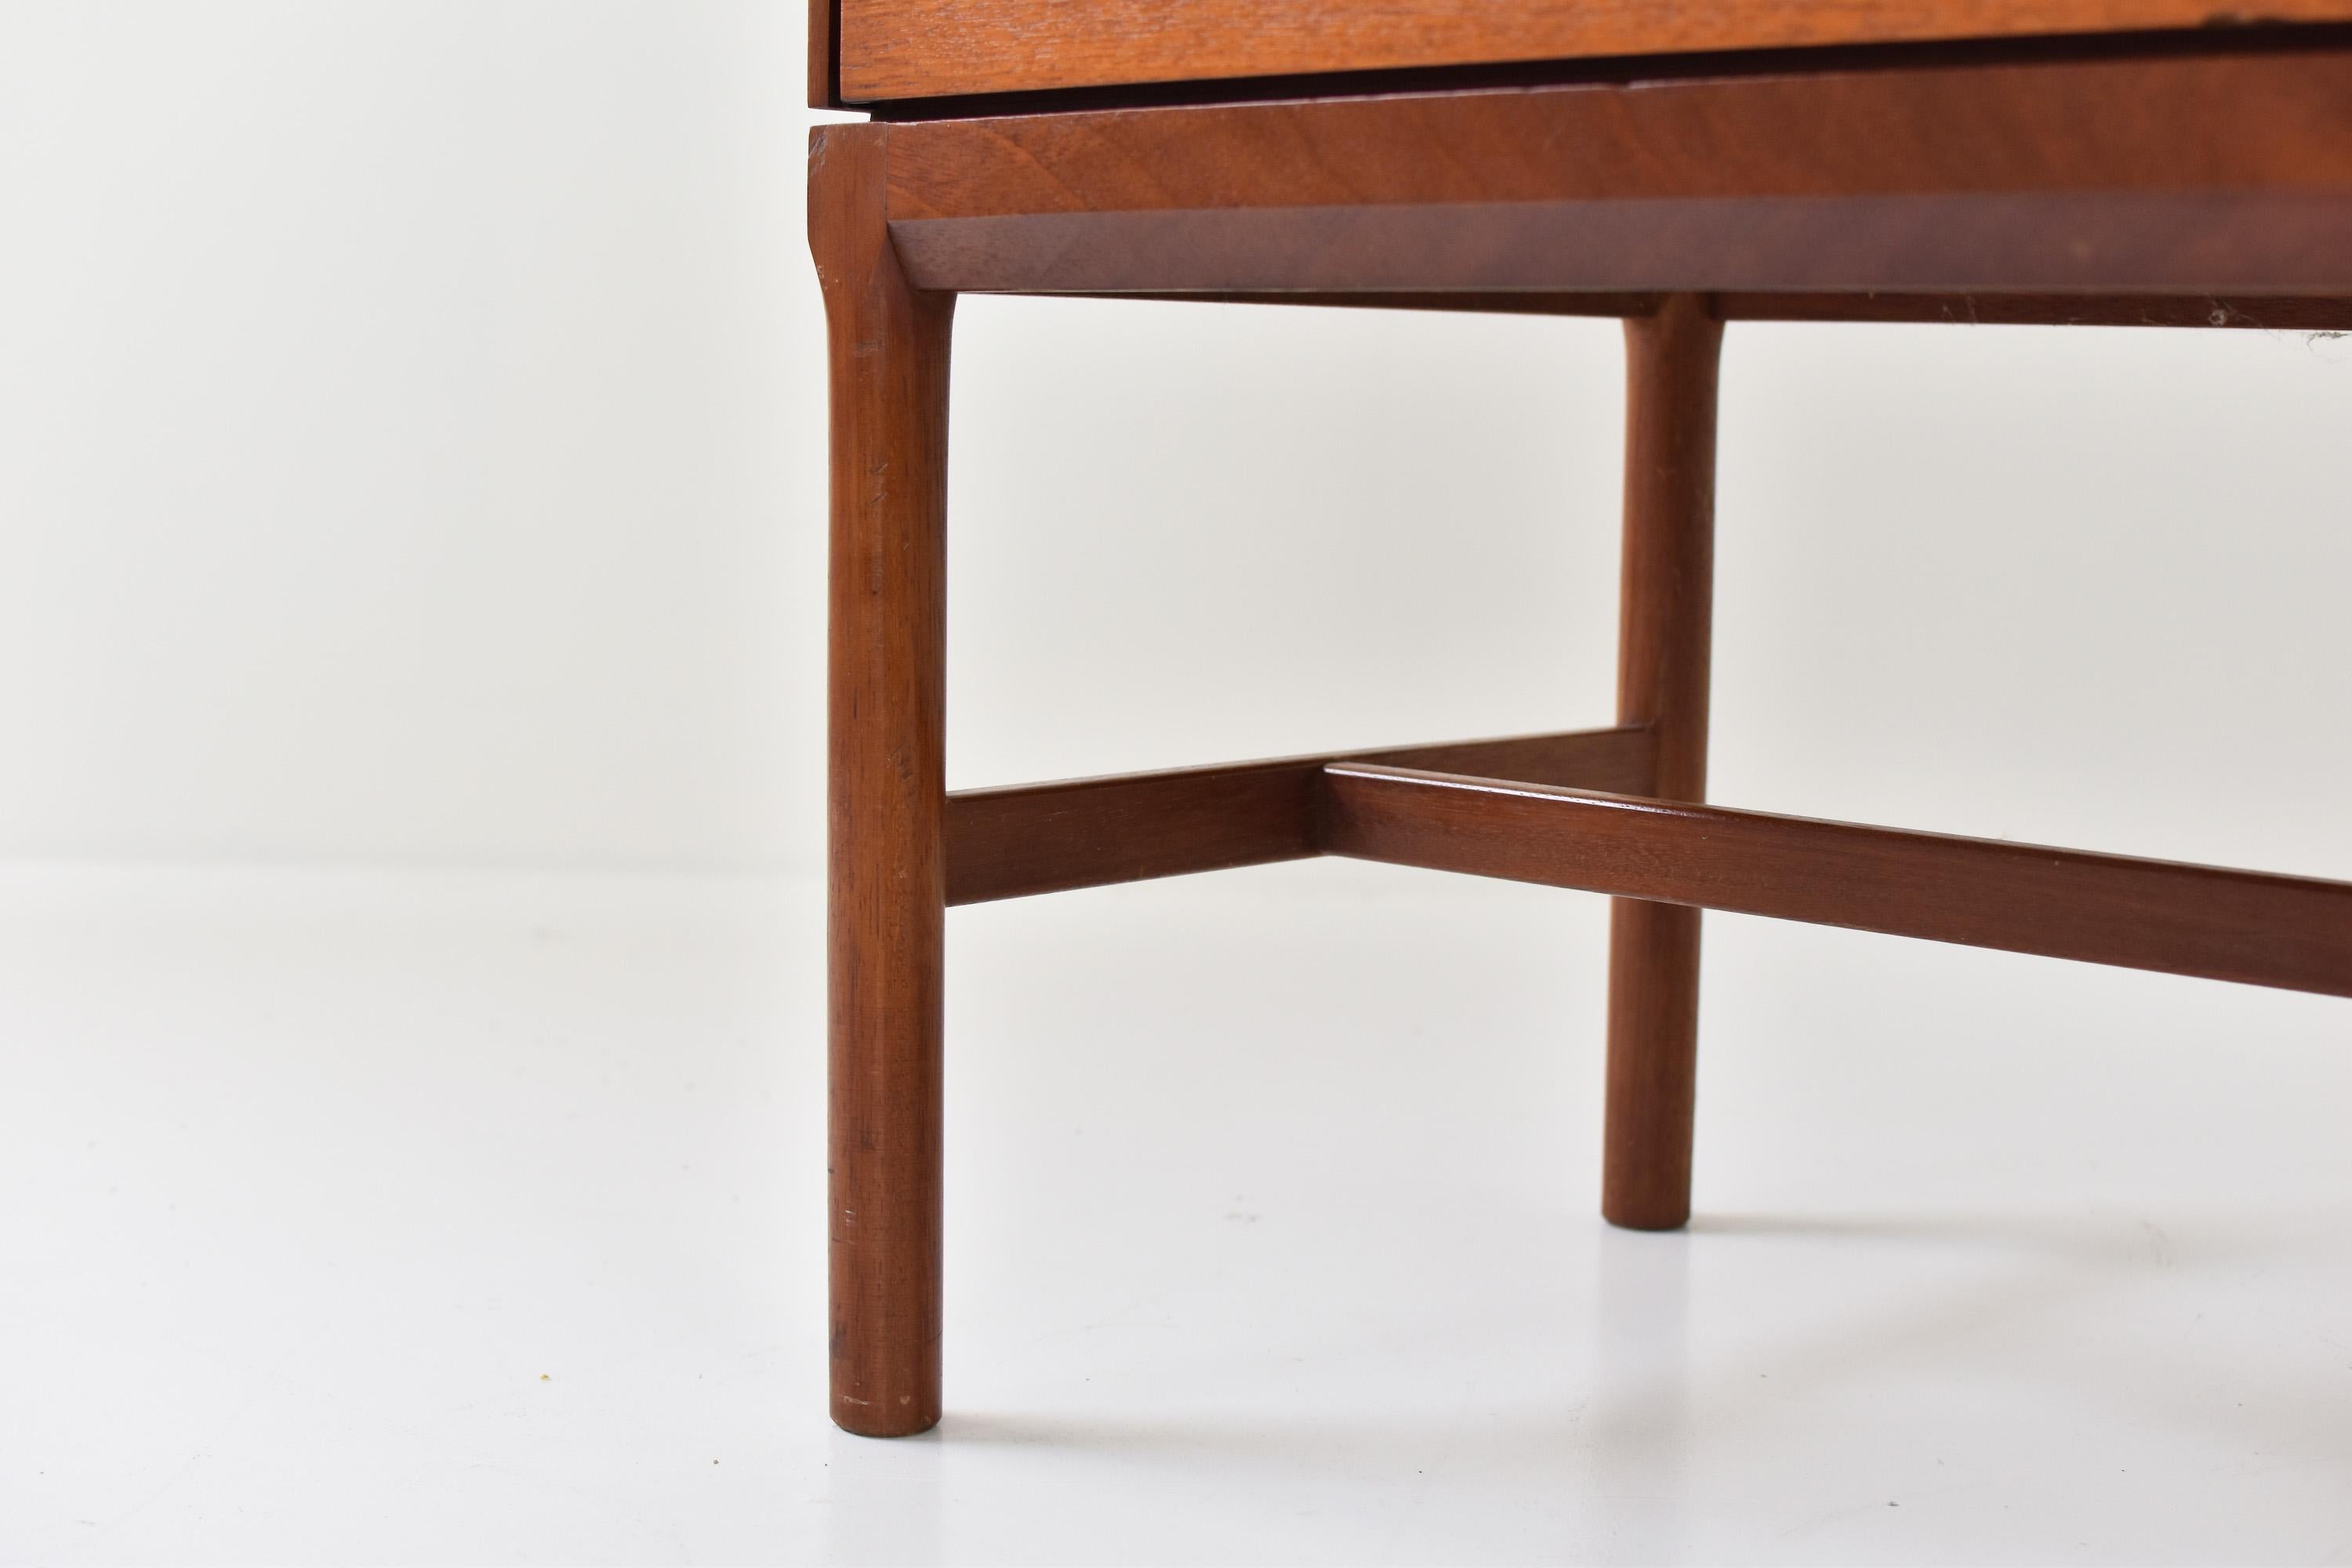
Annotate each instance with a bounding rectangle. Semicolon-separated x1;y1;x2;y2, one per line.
947;727;1657;906
1604;296;1721;1234
812;123;955;1439
1321;766;2352;998
880;50;2352;297
811;32;2352;1437
835;0;2352;102
809;0;837;107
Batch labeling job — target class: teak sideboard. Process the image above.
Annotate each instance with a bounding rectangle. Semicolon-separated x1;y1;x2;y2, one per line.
807;0;2352;1436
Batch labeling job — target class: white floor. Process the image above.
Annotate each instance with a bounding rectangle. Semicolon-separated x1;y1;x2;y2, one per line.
5;858;2350;1565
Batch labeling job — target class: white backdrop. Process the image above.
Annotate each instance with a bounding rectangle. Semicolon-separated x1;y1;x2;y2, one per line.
3;0;2350;881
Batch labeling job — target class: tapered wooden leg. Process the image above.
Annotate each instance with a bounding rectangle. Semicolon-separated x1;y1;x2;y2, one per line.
811;124;956;1437
1602;295;1722;1232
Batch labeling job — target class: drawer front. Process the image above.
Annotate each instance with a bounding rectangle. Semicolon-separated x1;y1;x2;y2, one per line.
830;0;2352;103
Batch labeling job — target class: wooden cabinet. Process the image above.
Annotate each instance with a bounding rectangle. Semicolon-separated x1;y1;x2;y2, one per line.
809;0;2352;1445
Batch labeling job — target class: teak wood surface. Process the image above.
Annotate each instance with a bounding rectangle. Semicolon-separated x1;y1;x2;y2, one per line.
826;0;2352;103
814;20;2352;1438
875;47;2352;297
946;726;1654;906
1602;297;1720;1234
813;129;953;1439
1320;766;2352;999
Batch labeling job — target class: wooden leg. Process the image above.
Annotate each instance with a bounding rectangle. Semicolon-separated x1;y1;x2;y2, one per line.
1602;294;1722;1233
811;124;956;1437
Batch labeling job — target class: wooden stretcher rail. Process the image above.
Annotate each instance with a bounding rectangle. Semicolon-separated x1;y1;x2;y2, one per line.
1319;764;2352;997
945;726;1654;906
